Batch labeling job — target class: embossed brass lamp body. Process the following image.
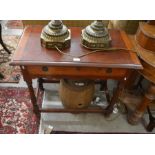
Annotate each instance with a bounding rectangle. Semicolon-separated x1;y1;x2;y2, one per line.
81;20;111;49
40;20;71;49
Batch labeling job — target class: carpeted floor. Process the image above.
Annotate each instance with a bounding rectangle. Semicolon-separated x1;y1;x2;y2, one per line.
0;87;43;134
0;35;21;83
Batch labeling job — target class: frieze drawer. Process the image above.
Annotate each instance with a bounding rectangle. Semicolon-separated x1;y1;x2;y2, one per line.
26;66;127;79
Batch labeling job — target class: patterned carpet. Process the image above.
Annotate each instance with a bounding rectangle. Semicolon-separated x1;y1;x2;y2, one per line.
0;87;43;134
0;35;21;83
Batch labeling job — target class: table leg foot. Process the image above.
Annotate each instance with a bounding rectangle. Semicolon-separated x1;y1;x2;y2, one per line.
127;111;143;125
104;106;114;117
146;107;155;132
128;83;155;125
146;122;155;132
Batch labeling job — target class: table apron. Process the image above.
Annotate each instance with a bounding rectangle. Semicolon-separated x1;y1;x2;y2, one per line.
25;65;128;80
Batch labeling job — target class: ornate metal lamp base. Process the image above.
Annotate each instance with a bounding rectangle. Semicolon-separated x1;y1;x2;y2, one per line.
81;20;111;49
40;20;71;49
40;30;71;49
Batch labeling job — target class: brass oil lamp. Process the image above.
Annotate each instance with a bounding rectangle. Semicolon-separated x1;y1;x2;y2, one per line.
40;20;71;49
81;20;111;49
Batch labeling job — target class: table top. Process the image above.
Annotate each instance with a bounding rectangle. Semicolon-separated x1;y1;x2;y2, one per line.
11;26;142;69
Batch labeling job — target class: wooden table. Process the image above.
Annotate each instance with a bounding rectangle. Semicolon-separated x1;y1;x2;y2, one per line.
11;26;142;119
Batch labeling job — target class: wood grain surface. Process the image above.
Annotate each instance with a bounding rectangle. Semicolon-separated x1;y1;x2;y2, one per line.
11;26;142;69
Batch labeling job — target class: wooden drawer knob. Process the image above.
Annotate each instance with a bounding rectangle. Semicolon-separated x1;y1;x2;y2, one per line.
106;68;112;73
42;66;48;72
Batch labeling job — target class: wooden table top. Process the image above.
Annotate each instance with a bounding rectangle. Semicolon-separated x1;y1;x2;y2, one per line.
11;26;142;69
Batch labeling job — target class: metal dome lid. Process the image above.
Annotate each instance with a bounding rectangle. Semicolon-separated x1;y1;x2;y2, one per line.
81;20;111;49
84;20;109;38
42;20;69;37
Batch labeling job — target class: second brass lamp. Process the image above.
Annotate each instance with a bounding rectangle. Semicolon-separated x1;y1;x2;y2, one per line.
81;20;111;49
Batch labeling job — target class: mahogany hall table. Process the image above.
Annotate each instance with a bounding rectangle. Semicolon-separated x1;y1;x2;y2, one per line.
10;26;142;119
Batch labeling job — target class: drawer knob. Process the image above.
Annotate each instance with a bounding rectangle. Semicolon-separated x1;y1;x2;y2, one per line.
106;68;112;73
42;66;48;72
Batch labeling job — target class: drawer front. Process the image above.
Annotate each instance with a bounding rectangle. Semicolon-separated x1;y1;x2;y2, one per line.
26;66;127;79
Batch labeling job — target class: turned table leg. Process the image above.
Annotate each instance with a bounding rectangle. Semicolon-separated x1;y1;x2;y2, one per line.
104;80;124;116
38;78;44;91
124;70;139;90
100;80;110;104
128;83;155;125
20;66;40;119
